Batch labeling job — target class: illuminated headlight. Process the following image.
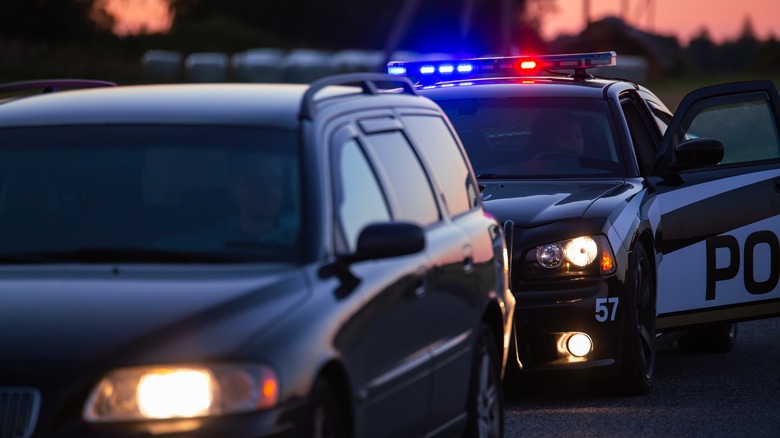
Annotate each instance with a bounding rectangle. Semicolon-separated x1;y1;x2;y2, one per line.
536;243;564;268
525;235;616;279
566;333;593;357
83;364;279;423
538;236;598;268
555;332;593;360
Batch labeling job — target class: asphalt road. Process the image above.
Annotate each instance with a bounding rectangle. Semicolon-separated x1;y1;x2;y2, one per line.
504;317;780;437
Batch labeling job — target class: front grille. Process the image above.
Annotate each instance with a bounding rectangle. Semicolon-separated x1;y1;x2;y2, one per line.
1;388;40;438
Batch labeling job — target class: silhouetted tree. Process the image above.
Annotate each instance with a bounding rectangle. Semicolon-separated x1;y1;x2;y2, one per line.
1;0;113;42
709;16;760;73
165;0;550;55
733;16;760;68
687;28;717;72
756;35;780;71
167;0;400;50
513;0;554;54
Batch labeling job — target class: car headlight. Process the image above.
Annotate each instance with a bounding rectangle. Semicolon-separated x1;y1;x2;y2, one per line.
523;235;615;280
83;364;279;423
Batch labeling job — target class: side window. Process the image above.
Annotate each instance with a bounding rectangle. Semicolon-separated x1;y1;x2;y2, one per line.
675;92;780;165
621;98;658;176
334;138;391;252
365;131;440;227
649;105;672;135
403;115;478;216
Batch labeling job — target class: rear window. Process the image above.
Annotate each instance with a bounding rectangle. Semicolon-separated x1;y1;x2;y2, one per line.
0;125;302;264
436;97;625;178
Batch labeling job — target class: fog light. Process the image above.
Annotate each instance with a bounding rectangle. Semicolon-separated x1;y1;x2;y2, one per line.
566;333;592;357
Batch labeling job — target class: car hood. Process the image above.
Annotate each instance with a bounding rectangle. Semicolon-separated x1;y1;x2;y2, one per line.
479;179;626;226
0;265;309;364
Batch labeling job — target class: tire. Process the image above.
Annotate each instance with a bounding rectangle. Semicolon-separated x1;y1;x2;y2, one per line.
677;323;738;353
309;378;348;438
466;324;504;438
613;242;656;395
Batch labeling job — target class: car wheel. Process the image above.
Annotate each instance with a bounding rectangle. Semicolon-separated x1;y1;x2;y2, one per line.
614;242;656;395
310;378;348;438
677;323;738;353
466;324;504;438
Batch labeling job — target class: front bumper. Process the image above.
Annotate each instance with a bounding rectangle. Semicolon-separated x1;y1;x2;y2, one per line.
511;275;626;378
41;403;308;438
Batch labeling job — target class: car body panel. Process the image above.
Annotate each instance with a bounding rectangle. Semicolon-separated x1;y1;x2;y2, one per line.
480;179;627;225
648;81;780;330
0;265;308;363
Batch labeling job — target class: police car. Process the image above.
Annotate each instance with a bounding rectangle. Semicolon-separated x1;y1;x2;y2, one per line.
388;51;780;394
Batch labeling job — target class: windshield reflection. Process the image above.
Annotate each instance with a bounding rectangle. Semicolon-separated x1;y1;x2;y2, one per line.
438;97;625;178
0;125;302;264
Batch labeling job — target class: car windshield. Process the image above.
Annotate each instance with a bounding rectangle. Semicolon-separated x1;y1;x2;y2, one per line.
437;97;626;178
0;125;302;264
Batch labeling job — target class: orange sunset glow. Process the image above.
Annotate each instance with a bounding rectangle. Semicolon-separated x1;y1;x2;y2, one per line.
544;0;780;43
103;0;173;35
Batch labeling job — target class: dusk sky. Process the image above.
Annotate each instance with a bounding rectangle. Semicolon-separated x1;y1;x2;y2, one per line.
544;0;780;43
106;0;780;45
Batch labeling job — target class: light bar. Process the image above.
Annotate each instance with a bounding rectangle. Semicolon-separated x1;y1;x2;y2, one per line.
387;51;616;84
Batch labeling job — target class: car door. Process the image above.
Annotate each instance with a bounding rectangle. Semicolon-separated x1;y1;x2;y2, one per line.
647;80;780;331
357;113;482;432
402;113;498;428
327;124;433;438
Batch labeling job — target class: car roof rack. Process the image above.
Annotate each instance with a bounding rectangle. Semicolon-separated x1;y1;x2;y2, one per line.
0;79;117;95
300;72;418;120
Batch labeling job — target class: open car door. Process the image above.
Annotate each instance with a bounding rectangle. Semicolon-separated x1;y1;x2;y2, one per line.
648;80;780;331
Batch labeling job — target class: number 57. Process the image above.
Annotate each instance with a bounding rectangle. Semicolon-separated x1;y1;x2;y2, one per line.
595;297;619;322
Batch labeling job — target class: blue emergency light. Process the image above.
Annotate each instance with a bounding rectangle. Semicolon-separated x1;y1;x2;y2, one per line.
387;51;617;84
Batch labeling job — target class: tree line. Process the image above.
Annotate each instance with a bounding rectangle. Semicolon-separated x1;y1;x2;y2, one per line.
686;22;780;74
1;0;778;81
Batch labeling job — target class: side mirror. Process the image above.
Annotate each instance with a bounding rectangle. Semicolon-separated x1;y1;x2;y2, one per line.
674;137;724;167
348;222;425;263
659;137;724;178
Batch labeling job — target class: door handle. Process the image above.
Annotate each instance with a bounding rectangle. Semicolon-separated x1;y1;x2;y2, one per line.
463;244;474;274
413;266;428;298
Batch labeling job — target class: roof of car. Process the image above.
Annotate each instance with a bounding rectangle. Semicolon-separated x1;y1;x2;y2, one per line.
386;52;654;102
0;81;426;129
0;83;312;128
415;76;634;100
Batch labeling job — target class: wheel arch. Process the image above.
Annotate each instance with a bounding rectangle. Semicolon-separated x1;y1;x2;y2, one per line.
482;298;508;373
633;227;658;314
315;359;355;436
612;227;657;395
636;229;657;285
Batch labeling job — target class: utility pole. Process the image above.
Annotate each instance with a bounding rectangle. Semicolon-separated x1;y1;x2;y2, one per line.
501;0;512;55
583;0;591;29
633;0;656;32
647;0;655;32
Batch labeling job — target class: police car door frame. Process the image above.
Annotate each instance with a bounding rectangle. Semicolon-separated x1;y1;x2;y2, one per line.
650;80;780;331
